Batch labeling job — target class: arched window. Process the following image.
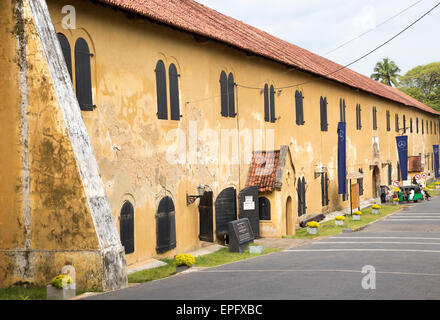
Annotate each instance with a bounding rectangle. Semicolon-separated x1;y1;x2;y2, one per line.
75;38;94;111
120;201;134;254
57;33;72;80
264;84;269;122
219;71;236;118
155;60;168;120
169;63;180;120
339;98;346;122
156;196;176;253
258;197;271;220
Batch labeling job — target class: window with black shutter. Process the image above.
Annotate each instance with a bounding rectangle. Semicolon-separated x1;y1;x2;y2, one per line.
356;103;362;130
395;114;399;132
74;38;94;111
320;96;328;131
295;90;304;125
403;115;406;133
297;177;306;216
397;161;401;181
220;71;236;118
264;84;269;122
422;119;424;134
270;85;276;123
431;120;433;134
372;106;378;130
339;98;346;122
388;163;392;185
386;110;390;131
416;118;419;133
169;63;180;120
321;172;329;206
120;201;134;254
410;118;413;133
57;33;72;81
228;73;236;117
258;197;271;220
156;196;176;254
155;60;168;120
358;168;364;196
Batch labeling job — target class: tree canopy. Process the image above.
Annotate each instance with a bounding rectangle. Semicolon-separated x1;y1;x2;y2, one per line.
398;62;440;112
370;58;401;87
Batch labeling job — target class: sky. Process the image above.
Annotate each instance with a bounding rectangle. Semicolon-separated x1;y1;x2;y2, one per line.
194;0;440;78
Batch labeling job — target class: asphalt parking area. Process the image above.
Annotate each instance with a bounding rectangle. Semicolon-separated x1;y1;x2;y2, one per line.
85;197;440;300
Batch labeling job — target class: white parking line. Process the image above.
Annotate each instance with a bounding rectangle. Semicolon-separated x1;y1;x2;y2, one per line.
312;241;440;245
201;269;440;277
330;236;440;240
284;249;440;253
383;219;440;221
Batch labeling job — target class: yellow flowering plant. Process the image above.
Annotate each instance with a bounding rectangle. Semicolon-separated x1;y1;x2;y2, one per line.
51;274;72;289
174;253;195;267
353;210;362;215
306;221;319;228
372;204;381;209
335;216;346;221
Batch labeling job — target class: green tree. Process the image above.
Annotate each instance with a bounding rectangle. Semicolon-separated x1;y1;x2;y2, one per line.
370;58;401;87
398;62;440;112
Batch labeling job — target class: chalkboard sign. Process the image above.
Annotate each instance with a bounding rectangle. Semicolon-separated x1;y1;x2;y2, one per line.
228;218;254;253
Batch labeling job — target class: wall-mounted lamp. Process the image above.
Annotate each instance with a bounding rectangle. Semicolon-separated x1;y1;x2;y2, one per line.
186;184;206;206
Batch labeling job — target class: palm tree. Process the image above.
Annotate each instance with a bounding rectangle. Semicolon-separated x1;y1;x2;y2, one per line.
371;58;401;87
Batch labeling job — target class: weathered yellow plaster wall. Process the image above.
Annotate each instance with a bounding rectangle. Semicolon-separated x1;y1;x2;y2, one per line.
43;0;440;262
0;0;108;290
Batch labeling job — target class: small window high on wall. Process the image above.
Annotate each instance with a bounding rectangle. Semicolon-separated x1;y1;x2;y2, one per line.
155;60;168;120
264;84;276;123
339;98;346;122
169;63;181;120
74;38;95;111
258;197;271;220
356;103;362;130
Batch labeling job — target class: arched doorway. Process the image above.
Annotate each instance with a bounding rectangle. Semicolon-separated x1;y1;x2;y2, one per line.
156;196;176;254
372;166;380;199
285;196;294;236
120;201;134;254
215;187;237;244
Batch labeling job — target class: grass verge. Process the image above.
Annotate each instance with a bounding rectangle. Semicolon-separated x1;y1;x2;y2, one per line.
128;246;279;284
286;203;404;239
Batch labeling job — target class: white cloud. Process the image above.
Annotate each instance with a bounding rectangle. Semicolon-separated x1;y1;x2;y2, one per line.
195;0;440;77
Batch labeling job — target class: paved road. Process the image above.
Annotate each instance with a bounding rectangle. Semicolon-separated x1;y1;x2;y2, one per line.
87;196;440;300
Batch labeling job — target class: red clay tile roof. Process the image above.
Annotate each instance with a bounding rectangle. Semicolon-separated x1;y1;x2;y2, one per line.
245;150;280;193
96;0;439;115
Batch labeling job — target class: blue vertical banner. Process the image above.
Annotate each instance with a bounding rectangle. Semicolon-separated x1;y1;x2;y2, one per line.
396;135;408;181
337;122;346;194
433;145;439;178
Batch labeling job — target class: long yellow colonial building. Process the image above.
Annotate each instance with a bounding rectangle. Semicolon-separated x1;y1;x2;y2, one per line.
1;0;439;290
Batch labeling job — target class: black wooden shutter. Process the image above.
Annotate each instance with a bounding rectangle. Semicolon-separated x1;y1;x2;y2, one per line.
388;164;392;185
57;33;72;81
264;84;269;122
169;64;180;120
403;115;406;133
358;168;364;196
155;60;168;120
302;177;306;215
320;97;328;131
410;118;413;133
325;173;329;205
120;201;134;254
228;73;236;117
220;71;228;117
397;162;401;181
215;187;237;236
74;38;94;111
321;173;325;206
416;118;419;133
156;197;176;253
422;119;424;134
295;90;304;125
297;178;302;216
270;85;276;123
395;114;399;132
